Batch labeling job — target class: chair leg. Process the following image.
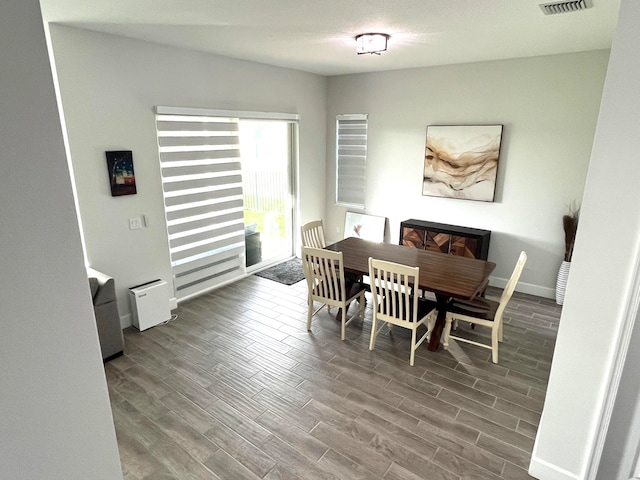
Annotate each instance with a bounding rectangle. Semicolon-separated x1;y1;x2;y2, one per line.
491;325;500;363
341;306;347;340
410;328;417;366
369;315;377;351
306;297;314;331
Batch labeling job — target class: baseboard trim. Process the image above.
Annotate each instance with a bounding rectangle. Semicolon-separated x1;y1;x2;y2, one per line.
489;276;555;300
529;454;581;480
120;312;133;329
119;277;555;328
103;350;124;363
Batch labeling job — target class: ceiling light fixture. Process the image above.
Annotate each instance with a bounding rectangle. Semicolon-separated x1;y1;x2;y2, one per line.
355;33;389;55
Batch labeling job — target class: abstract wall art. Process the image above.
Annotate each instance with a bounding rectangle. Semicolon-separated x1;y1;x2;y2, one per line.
106;150;137;196
344;211;386;243
422;125;503;202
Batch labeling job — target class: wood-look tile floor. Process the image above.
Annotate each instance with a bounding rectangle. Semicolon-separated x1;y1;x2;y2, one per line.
105;274;560;480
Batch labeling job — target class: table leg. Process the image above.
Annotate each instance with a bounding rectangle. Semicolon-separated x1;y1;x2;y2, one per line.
428;294;450;351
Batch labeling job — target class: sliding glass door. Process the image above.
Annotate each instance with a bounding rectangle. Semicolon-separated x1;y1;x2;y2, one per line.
239;120;295;270
156;106;297;302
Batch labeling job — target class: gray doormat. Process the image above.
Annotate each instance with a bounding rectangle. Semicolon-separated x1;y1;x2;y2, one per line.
255;258;305;285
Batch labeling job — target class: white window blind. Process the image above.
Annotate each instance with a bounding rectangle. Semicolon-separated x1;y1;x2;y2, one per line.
156;107;246;301
336;114;368;208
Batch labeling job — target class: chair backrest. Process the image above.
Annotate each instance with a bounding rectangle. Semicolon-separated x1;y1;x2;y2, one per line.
369;257;420;323
496;251;527;316
301;220;326;248
301;246;346;303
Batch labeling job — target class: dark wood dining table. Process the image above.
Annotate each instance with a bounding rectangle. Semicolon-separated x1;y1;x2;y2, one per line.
325;237;496;351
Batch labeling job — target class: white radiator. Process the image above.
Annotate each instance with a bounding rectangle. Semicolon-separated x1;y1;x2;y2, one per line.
129;279;171;331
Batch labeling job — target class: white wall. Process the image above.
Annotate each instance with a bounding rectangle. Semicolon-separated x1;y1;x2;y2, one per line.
326;51;609;297
47;25;327;326
0;2;122;478
597;301;640;480
531;0;640;478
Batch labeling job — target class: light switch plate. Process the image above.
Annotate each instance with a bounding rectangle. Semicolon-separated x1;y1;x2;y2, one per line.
129;217;143;230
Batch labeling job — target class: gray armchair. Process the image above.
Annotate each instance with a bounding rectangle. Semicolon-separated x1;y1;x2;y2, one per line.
87;267;124;361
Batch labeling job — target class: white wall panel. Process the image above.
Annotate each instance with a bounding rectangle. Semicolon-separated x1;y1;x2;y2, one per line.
0;1;122;478
533;0;640;477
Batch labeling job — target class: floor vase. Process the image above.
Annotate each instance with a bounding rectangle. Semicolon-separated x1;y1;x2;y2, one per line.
556;260;571;305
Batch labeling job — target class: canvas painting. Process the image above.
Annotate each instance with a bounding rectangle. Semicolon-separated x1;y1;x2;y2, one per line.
344;212;386;242
423;125;503;202
106;150;137;196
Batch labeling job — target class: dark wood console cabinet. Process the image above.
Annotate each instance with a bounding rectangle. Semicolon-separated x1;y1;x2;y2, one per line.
399;219;491;260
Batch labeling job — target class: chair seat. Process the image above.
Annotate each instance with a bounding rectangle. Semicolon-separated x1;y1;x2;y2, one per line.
312;278;367;300
417;297;438;318
375;292;437;320
447;297;499;322
346;280;369;298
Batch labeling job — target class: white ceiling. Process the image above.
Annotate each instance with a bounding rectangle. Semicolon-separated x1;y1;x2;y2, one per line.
39;0;621;76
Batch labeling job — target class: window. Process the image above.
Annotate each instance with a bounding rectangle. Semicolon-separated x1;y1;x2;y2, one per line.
336;114;368;208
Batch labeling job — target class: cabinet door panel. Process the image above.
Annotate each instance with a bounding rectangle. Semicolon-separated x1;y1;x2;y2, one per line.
450;235;479;258
400;220;490;259
425;231;451;254
401;227;426;248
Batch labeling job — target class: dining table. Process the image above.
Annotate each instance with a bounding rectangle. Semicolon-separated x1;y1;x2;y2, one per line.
325;237;496;351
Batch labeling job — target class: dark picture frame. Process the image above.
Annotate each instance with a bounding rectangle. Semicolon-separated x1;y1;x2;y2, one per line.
105;150;136;196
422;125;503;202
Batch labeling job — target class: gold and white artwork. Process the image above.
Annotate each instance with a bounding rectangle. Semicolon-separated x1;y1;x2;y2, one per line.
423;125;503;202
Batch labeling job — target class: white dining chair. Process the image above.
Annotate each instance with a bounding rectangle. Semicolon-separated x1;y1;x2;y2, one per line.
301;220;326;249
443;251;527;363
301;220;332;312
301;246;367;340
368;257;437;366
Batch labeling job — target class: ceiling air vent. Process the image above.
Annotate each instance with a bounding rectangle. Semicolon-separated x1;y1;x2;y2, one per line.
539;0;592;15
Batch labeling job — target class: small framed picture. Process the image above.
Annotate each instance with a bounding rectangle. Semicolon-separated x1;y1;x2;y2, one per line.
105;150;136;196
344;212;386;243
